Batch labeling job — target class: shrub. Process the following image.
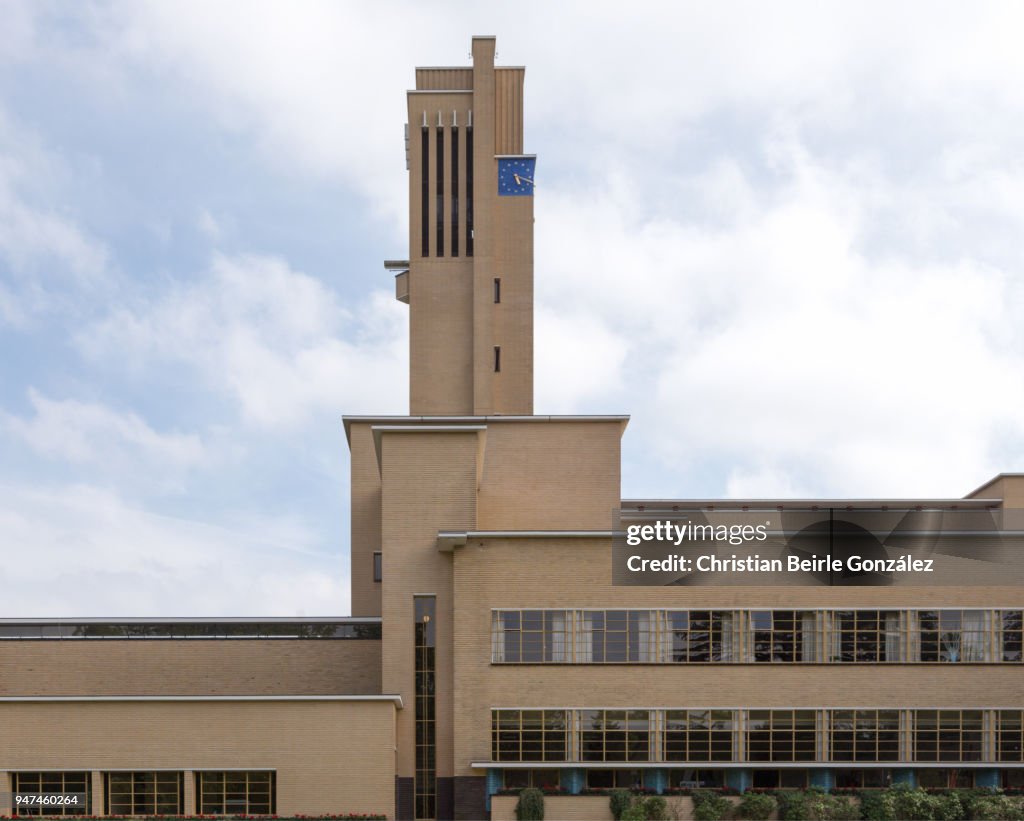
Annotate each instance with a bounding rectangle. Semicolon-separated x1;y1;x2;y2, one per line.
964;794;1024;821
933;792;963;821
610;789;634;820
822;795;859;821
858;789;898;821
643;795;669;821
737;792;777;820
693;789;734;821
963;796;1001;821
889;785;938;821
776;790;810;821
621;803;648;821
803;792;859;821
515;786;545;821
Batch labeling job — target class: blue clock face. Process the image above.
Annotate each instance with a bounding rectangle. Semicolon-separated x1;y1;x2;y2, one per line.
498;157;536;196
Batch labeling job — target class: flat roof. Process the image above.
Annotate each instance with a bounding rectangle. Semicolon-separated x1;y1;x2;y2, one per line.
966;472;1024;497
0;617;379;624
621;499;1002;510
1;694;403;707
343;414;629;442
0;617;382;640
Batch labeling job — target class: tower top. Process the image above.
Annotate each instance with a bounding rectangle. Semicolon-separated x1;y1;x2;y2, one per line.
391;38;534;416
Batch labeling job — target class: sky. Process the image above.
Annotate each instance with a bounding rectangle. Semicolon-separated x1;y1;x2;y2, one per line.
2;2;1023;616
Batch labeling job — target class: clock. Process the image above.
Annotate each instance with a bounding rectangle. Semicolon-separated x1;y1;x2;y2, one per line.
497;156;537;196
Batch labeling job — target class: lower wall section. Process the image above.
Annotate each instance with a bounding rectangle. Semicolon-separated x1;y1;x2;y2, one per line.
0;699;396;817
453;775;486;820
491;795;714;821
396;776;414;820
437;776;454;820
492;795;611;821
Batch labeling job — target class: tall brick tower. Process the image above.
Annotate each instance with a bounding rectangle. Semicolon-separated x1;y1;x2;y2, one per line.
349;37;626;820
391;35;534;416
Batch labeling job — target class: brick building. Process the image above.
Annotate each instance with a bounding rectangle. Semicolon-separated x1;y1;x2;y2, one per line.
2;36;1022;821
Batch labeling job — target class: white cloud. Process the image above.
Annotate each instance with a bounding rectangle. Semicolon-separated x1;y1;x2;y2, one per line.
535;307;628;414
3;2;1024;622
3;389;205;471
536;139;1024;498
0;482;346;616
80;252;408;428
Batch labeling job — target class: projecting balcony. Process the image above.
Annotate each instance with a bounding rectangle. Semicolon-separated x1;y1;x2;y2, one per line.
385;259;409;303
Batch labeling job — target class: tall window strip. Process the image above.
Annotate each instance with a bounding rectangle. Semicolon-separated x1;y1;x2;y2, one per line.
1003;610;1023;661
830;710;901;761
491;608;1023;665
12;773;90;817
414;595;436;820
998;710;1024;761
494;277;501;303
491;708;1008;764
196;771;275;815
914;710;985;761
451;126;459;256
492;709;569;761
420;127;429;257
465;127;474;256
494;346;501;372
664;709;735;762
747;710;817;762
105;772;183;815
580;709;652;761
435;127;444;257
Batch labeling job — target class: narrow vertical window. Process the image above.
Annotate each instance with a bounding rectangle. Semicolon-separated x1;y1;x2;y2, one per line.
466;126;474;256
373;552;382;583
436;127;444;257
451;127;459;256
414;596;437;819
494;346;501;373
420;128;429;257
494;277;501;303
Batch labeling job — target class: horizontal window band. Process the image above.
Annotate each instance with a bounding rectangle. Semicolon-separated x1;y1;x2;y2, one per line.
471;757;1024;765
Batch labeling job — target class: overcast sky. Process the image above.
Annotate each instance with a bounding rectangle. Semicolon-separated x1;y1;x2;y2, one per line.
2;2;1023;616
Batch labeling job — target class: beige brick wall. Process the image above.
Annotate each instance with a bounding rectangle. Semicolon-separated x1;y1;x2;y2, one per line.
0;700;396;817
380;430;479;778
403;36;535;417
476;420;624;531
968;474;1024;508
493;795;613;821
0;640;381;696
350;421;383;617
407;255;475;415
